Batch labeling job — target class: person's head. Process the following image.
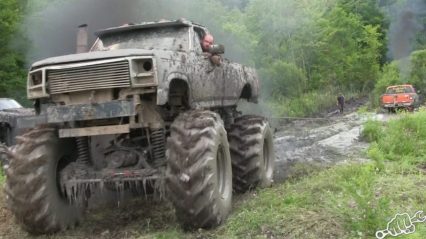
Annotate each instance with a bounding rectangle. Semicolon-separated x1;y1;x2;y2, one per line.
201;34;214;51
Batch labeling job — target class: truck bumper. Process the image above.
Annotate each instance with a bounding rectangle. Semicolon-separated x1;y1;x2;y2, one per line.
383;102;413;108
59;124;130;138
17;101;136;137
47;100;134;123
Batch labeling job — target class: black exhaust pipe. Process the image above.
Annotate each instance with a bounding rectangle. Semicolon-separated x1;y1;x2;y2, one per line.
76;24;88;53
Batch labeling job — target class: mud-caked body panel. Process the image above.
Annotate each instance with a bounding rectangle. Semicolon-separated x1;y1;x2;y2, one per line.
29;20;259;111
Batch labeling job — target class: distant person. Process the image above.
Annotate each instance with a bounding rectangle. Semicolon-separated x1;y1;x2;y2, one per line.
337;93;345;114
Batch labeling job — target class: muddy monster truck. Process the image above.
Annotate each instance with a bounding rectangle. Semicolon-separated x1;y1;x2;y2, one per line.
5;19;274;234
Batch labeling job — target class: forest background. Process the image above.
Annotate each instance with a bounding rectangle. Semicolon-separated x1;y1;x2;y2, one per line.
0;0;425;116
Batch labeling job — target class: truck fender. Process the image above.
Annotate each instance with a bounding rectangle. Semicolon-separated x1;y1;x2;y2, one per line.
157;72;192;106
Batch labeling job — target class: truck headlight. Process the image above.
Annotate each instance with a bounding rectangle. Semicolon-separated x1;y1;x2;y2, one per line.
129;57;157;87
28;69;49;99
31;71;42;86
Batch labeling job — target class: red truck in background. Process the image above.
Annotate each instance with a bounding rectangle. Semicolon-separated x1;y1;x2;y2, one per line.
381;84;419;112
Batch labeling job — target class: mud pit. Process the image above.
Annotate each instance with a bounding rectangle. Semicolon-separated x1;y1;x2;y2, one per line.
273;112;370;183
0;109;388;239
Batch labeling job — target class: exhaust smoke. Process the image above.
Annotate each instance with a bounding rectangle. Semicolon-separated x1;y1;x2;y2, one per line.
22;0;249;64
387;0;426;80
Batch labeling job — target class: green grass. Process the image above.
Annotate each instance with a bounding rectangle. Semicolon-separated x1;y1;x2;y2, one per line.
143;161;424;239
366;111;426;164
269;89;360;117
0;168;4;184
361;119;384;142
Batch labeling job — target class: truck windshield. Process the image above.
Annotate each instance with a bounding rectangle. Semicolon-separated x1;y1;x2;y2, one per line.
0;99;22;110
91;26;190;52
386;86;414;94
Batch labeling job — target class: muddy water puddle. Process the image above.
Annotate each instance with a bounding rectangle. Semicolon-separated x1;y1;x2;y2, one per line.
272;112;378;182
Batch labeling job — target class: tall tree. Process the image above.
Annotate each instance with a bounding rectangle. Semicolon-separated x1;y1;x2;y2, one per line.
0;0;26;101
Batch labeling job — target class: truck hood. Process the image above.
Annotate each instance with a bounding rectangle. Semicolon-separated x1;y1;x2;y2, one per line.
31;49;155;69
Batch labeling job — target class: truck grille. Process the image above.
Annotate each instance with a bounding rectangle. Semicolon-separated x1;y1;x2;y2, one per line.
47;60;130;94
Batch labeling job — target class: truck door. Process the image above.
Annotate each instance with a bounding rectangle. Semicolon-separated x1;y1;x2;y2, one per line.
188;28;226;108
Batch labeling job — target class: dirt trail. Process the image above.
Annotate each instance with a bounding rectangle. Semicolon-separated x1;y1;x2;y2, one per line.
0;103;389;238
273;112;369;183
272;108;398;183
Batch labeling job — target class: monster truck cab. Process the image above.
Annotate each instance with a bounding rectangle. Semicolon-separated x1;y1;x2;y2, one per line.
380;84;419;112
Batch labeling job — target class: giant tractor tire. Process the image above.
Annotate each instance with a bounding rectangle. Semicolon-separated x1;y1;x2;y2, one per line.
166;110;232;229
5;128;84;234
228;115;274;193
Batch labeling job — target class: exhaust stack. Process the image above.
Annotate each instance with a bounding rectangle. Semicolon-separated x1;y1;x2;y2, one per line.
76;24;88;53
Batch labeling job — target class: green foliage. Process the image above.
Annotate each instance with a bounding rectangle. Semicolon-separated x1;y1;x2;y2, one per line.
260;61;307;98
337;0;388;64
367;142;385;171
209;161;422;238
1;0;387;114
270;88;358;117
312;6;381;91
361;120;383;142
356;105;369;114
369;51;426;108
0;169;4;184
223;0;385;116
410;50;426;93
0;0;27;102
366;111;426;164
372;62;401;106
335;165;390;236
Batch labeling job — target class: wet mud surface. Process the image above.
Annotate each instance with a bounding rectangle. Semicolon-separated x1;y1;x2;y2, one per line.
272;112;370;183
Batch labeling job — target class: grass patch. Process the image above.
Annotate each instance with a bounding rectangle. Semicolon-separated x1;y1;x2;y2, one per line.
148;161;424;239
356;105;370;114
361;120;384;142
0;168;4;184
365;111;426;165
269;89;359;117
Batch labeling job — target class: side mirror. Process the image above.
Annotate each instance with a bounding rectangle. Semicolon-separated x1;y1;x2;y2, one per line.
209;44;225;55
